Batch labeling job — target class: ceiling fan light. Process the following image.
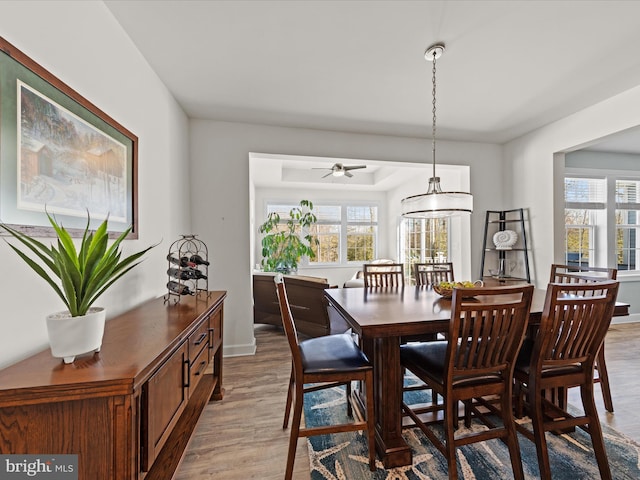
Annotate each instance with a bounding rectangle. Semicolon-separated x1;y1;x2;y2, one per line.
333;169;345;177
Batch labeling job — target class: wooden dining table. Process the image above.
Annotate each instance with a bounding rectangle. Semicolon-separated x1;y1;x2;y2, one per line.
324;285;629;468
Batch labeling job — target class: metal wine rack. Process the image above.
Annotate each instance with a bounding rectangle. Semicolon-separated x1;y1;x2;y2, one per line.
164;234;211;304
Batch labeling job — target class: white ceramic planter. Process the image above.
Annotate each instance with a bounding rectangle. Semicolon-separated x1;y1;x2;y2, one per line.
46;307;106;364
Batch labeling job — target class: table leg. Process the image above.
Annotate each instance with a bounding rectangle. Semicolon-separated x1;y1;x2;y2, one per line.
361;335;412;468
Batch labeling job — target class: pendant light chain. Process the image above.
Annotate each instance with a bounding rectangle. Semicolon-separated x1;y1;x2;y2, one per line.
431;50;437;180
400;42;473;218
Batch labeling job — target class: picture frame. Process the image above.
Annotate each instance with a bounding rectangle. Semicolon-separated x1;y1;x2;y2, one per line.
0;36;138;238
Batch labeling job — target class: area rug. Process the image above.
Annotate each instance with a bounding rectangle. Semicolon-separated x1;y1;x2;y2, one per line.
304;380;640;479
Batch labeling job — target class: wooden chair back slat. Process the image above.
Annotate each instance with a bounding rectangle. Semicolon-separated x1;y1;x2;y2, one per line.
448;285;534;380
550;264;617;283
414;262;454;287
363;263;405;288
535;281;618;371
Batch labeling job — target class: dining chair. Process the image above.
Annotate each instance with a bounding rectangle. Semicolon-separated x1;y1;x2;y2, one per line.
549;264;617;412
400;284;534;480
550;263;617;284
513;280;619;480
274;275;375;479
414;262;454;287
363;263;405;288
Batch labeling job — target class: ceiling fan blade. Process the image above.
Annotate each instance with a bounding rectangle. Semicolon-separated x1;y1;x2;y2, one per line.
322;172;333;178
344;171;353;178
312;167;331;170
343;165;366;171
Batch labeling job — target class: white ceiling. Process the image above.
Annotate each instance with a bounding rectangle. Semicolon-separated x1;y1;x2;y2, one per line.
105;0;640;146
104;0;640;190
249;152;437;191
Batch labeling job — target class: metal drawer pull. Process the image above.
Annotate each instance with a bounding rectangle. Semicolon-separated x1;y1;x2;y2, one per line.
195;361;207;376
183;360;190;388
193;332;207;346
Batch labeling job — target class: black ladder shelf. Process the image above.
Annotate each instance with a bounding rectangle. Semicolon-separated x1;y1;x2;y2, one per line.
480;208;531;283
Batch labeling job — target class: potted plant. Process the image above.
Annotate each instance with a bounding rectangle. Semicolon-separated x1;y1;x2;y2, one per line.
258;200;319;274
1;212;156;363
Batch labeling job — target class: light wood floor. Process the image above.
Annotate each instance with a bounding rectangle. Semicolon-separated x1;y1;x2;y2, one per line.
175;322;640;479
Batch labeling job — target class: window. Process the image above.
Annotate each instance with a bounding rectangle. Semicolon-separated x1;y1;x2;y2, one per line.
265;202;378;266
564;173;640;273
346;206;377;262
399;217;449;282
615;179;640;271
310;206;341;263
564;177;604;267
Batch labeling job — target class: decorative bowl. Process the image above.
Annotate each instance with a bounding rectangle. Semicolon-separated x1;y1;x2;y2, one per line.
433;280;484;299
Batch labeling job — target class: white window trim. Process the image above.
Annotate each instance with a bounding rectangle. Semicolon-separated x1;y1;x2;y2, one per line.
262;200;380;268
565;167;640;275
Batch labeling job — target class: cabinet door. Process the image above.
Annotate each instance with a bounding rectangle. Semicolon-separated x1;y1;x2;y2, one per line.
141;342;189;471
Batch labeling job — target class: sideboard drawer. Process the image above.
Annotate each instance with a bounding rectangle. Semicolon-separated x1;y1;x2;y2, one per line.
189;317;210;364
189;340;209;394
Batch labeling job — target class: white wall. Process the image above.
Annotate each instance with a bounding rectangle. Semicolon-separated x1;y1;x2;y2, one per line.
0;1;191;368
505;84;640;312
190;120;502;356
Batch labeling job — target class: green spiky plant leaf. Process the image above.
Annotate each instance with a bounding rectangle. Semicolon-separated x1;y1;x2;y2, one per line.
1;212;156;317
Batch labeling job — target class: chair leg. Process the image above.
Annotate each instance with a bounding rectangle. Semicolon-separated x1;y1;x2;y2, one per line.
463;400;472;428
501;387;525;480
513;379;524;419
365;370;376;471
444;396;459;480
284;381;304;480
580;382;612;480
283;365;294;429
529;387;552;480
346;381;353;418
596;345;614;413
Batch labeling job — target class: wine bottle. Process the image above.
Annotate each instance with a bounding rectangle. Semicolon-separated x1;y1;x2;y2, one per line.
189;269;208;280
167;281;193;295
189;254;210;266
167;268;208;280
168;268;190;280
167;254;196;268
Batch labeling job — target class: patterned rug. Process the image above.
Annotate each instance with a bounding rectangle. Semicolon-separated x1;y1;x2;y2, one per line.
304;380;640;479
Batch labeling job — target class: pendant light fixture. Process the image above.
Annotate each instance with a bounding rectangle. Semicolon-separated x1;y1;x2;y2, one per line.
401;43;473;218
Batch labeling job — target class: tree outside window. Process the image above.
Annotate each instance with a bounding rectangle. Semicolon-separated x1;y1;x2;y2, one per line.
400;217;448;283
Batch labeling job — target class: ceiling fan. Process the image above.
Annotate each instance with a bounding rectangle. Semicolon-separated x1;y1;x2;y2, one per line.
314;163;367;178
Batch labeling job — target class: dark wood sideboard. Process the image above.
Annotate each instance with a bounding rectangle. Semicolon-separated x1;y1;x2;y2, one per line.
0;291;226;480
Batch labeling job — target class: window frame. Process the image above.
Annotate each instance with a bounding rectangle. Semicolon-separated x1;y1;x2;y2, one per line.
564;169;640;275
399;216;450;283
263;201;379;267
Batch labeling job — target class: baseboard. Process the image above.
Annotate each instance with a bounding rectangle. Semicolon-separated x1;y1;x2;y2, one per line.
223;338;257;357
612;313;640;325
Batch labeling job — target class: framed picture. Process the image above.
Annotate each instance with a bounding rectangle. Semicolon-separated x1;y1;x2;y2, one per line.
0;36;138;238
